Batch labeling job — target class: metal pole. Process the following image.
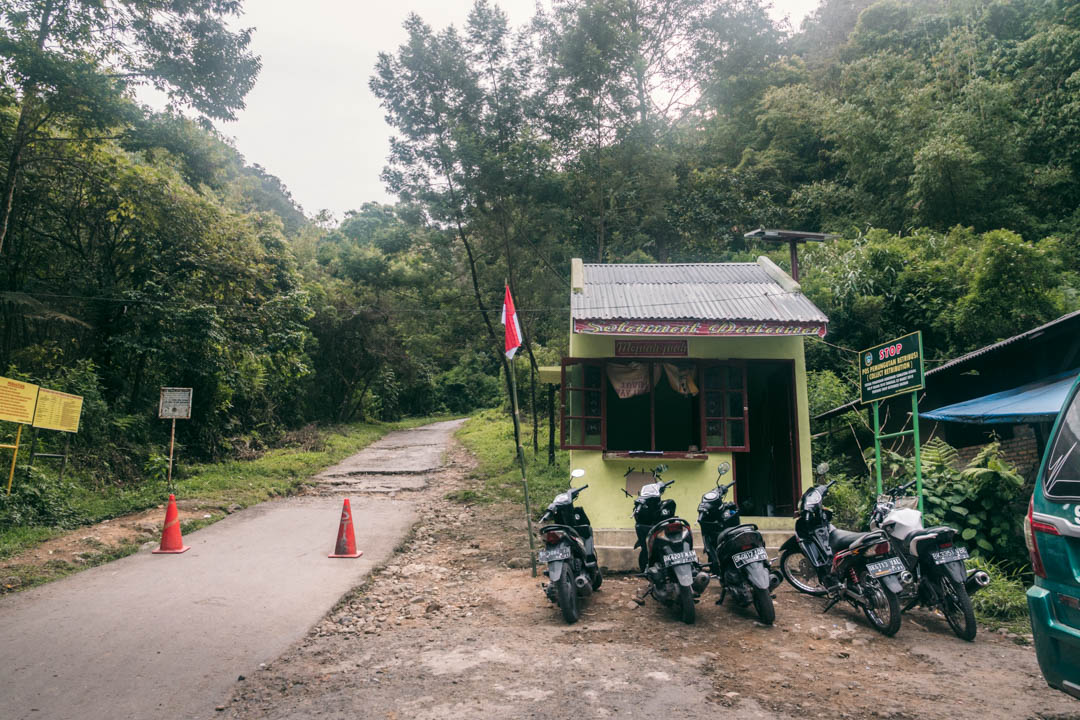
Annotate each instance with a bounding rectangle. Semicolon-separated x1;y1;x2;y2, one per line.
911;391;923;513
167;418;176;492
872;401;883;495
6;424;22;495
510;360;538;577
547;384;556;466
26;427;37;478
59;434;70;482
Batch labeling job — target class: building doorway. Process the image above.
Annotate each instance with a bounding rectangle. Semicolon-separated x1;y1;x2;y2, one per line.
734;361;799;516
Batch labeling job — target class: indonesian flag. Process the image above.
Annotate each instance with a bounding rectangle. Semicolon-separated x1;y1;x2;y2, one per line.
501;285;523;359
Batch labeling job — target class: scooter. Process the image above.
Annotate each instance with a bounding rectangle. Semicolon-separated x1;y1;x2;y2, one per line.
869;478;990;641
624;465;710;624
778;463;907;636
538;468;602;624
698;462;781;624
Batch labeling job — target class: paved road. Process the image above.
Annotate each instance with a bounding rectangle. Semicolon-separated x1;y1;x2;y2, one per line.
0;419;463;720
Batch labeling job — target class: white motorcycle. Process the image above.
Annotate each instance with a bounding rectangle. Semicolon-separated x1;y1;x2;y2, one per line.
869;479;990;641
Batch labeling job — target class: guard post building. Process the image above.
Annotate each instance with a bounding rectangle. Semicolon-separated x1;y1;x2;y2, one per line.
555;257;828;568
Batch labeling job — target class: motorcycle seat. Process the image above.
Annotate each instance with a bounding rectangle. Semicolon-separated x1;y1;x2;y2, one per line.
716;523;758;544
829;527;869;551
903;526;953;556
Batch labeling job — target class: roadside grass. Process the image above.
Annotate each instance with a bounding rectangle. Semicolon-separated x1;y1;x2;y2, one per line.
0;416;453;565
969;556;1032;634
454;409;569;508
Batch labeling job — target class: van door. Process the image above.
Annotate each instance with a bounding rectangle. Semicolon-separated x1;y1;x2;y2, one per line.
1029;373;1080;696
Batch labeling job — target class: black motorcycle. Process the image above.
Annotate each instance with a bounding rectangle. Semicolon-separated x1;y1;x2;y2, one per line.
538;468;602;624
779;463;906;636
624;465;710;624
698;462;780;625
869;479;990;641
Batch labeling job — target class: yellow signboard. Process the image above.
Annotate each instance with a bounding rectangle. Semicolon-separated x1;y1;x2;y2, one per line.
0;376;39;425
33;388;83;433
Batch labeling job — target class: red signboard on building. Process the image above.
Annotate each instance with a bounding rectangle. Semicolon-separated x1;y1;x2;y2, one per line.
575;319;826;338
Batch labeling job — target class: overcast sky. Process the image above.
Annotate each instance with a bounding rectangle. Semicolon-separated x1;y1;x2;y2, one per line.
183;0;820;219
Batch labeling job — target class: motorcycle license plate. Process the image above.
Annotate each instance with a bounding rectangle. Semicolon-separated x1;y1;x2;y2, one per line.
866;557;904;578
663;550;696;567
931;546;969;565
537;546;571;563
732;547;768;568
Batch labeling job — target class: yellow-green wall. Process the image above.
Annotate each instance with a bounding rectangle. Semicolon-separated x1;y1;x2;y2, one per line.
567;333;812;529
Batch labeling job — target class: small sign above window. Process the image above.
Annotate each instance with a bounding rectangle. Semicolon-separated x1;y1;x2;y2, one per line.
614;340;687;357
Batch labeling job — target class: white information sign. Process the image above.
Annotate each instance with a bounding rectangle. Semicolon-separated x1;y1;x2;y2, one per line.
159;387;193;419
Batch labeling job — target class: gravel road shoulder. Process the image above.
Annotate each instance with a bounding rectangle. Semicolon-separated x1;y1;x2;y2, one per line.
222;440;1078;720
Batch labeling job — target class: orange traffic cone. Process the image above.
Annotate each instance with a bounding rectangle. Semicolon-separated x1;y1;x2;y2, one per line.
329;498;363;558
152;494;190;554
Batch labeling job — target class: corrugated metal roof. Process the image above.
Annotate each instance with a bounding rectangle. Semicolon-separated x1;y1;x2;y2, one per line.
571;263;829;324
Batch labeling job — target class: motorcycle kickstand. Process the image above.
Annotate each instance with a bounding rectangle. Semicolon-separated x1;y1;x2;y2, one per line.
633;587;652;606
821;592;841;613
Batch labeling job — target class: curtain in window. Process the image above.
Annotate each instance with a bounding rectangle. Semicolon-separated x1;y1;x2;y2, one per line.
606;362;650;399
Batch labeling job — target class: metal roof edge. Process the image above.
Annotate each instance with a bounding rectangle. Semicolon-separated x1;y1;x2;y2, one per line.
756;256;801;293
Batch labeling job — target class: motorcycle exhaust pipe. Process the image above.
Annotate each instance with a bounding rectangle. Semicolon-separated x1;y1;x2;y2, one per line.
768;569;783;591
692;571;710;593
965;570;990;595
900;570;914;585
575;574;593;596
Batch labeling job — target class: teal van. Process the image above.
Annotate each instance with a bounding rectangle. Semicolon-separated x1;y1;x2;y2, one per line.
1028;371;1080;697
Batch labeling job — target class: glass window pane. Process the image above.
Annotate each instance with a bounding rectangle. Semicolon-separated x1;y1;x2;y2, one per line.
586;390;602;418
727;365;743;390
567;363;583;388
704;366;723;391
727;421;745;448
585;420;602;446
1047;387;1080;498
584;364;602;389
567;388;582;418
727;391;743;418
706;420;724;447
569;418;583;446
705;392;723;419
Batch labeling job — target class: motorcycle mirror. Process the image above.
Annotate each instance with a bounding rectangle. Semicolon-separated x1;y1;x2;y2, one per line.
717;461;730;477
816;462;830;476
570;468;586;479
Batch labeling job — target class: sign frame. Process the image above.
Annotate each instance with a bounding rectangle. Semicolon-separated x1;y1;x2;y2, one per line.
159;387;193;420
32;388;83;433
859;331;925;405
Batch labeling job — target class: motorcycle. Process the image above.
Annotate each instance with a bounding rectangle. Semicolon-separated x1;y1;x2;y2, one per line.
624;465;710;624
698;462;781;625
538;468;602;624
779;463;907;636
869;479;990;641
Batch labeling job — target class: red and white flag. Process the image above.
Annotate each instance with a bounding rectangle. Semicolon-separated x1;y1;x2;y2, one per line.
501;285;523;359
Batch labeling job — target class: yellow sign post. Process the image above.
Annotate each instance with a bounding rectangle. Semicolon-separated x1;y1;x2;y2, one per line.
33;388;83;433
0;376;39;495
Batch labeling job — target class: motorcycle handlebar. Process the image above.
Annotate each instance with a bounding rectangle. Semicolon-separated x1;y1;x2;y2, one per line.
572;484;589;494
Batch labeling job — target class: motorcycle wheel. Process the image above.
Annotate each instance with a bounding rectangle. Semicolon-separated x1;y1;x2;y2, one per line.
752;586;775;625
859;571;901;637
591;569;603;591
780;549;828;596
556;570;580;624
678;584;695;624
940;576;976;641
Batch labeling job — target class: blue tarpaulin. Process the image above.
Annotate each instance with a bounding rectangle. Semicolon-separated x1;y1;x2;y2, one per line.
920;370;1079;424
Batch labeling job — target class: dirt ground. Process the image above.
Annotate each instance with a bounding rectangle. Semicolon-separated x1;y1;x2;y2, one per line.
212;441;1078;720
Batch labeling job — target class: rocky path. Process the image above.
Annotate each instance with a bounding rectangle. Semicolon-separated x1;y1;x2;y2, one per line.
222;439;1079;720
0;419;463;720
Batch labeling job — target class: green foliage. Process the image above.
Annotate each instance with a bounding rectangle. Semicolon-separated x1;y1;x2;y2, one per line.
968;555;1030;623
455;409;569;509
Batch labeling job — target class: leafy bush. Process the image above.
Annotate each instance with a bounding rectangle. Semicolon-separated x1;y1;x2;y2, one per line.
0;467;82;528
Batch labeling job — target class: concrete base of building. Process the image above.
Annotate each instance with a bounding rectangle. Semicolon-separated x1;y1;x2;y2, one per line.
592;519;794;572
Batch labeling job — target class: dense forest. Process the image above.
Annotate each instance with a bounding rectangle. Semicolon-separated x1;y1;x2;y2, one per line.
2;0;1079;487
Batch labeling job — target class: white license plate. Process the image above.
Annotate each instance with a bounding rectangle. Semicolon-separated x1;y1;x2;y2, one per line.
663;550;696;567
931;546;969;565
537;546;571;563
866;557;904;577
732;547;768;568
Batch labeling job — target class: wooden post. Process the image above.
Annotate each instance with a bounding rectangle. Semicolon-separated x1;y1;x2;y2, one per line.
59;434;70;482
548;384;556;466
509;361;537;577
5;424;22;495
167;418;176;492
789;239;800;281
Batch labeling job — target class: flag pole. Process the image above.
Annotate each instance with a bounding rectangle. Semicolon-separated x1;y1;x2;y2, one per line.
509;351;538;577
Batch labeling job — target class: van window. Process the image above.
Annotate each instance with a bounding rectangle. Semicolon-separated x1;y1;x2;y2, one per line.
1046;383;1080;500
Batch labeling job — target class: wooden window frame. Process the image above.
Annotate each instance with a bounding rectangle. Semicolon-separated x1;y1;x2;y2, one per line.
560;358;605;450
701;361;750;452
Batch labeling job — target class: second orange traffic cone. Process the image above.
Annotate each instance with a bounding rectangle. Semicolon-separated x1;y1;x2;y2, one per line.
152;494;190;554
329;498;363;558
